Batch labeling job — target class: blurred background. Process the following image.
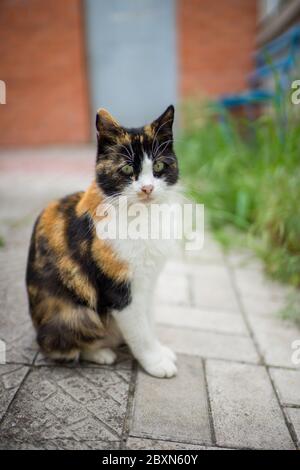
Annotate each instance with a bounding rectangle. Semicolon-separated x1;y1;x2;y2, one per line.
0;0;300;322
0;0;259;144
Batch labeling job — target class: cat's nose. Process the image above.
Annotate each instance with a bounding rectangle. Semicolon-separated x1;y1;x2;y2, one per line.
141;184;154;195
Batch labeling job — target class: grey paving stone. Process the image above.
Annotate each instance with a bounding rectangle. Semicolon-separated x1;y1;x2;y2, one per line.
155;272;189;305
225;250;263;271
184;234;224;264
126;437;224;450
0;366;130;443
241;295;286;318
0;242;37;364
158;325;259;364
156;304;248;336
206;360;295;450
191;265;240;313
130;355;211;445
233;267;289;301
270;368;300;406
0;439;119;450
247;315;300;369
285;408;300;447
0;364;29;420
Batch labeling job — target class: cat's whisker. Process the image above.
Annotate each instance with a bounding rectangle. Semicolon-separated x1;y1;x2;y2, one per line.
117;143;134;162
151;118;174;156
153;139;174;158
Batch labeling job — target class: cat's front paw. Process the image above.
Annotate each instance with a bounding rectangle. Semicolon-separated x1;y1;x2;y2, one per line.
159;344;177;363
141;349;177;378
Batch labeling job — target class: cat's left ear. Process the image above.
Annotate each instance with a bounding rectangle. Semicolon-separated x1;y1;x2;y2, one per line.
96;108;123;143
151;105;175;138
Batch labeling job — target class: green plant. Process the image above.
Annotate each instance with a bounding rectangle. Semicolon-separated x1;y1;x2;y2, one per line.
176;103;300;323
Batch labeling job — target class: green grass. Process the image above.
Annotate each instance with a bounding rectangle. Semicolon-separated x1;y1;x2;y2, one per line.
176;104;300;323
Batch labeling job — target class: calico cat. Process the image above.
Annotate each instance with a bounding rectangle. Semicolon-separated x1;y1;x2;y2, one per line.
26;105;179;378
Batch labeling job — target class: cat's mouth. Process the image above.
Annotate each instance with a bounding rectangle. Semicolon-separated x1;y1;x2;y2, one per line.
137;192;155;203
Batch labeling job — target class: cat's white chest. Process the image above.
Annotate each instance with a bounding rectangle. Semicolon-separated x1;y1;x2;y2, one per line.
104;202;179;276
111;235;170;275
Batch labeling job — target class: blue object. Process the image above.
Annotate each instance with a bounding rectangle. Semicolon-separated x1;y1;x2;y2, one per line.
217;25;300;117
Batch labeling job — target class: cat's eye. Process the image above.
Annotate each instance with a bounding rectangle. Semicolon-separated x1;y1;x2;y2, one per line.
121;164;134;176
153;161;165;173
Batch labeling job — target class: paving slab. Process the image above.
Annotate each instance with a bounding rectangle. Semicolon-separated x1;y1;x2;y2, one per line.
1;150;299;451
225;250;263;271
206;360;295;450
130;355;211;445
247;315;300;369
270;368;300;406
158;325;259;363
191;265;240;313
155;304;248;336
184;234;224;264
233;267;288;301
285;408;300;447
0;366;130;443
126;437;225;450
0;439;119;450
0;364;29;420
241;295;286;318
0;227;38;364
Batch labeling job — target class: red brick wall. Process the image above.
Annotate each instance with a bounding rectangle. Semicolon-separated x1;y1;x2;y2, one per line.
178;0;257;98
0;0;90;147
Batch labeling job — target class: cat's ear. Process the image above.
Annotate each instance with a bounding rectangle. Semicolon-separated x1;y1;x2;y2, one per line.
96;108;123;145
151;105;175;138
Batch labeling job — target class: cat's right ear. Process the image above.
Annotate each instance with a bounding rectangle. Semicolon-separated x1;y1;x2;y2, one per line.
96;109;123;150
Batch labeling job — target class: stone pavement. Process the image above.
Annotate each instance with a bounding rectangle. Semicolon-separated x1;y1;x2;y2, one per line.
0;148;300;450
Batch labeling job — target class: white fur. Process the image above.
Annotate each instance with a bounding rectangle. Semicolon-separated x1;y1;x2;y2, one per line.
81;347;117;365
108;154;179;378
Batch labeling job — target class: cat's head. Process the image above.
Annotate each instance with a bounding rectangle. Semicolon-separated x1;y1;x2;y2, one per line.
95;105;179;204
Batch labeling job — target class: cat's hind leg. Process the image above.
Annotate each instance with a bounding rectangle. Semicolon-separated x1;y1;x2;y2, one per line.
34;299;105;363
81;347;117;365
80;316;123;365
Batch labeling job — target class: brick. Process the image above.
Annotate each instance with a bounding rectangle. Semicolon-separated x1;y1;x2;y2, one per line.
156;304;248;336
247;315;300;368
0;0;89;146
270;368;300;406
158;325;259;363
206;360;295;449
179;0;257;97
130;355;211;445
